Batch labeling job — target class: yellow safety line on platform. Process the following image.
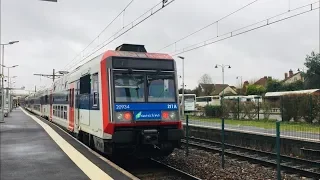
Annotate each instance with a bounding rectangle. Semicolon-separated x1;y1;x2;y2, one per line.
21;108;113;180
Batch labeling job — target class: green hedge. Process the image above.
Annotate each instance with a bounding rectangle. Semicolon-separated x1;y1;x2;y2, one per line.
281;94;320;123
204;105;222;118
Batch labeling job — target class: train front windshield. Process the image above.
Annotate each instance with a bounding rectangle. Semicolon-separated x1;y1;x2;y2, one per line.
114;72;176;103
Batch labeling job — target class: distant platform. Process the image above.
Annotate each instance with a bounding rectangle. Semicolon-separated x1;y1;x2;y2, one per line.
183;119;320;143
0;108;135;180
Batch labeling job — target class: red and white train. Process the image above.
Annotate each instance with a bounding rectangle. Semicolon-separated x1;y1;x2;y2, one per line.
24;44;184;157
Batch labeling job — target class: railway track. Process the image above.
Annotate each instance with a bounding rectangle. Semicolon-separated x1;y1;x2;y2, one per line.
26;109;200;180
113;157;201;180
182;137;320;179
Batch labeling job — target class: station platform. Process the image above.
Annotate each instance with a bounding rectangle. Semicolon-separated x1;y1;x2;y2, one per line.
0;108;135;180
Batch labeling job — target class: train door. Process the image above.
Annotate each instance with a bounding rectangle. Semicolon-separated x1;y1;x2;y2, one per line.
79;74;91;126
68;84;75;132
49;91;53;121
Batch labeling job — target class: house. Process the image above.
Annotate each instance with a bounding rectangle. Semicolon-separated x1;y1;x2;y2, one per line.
254;76;272;87
241;77;271;95
283;69;303;84
199;83;237;96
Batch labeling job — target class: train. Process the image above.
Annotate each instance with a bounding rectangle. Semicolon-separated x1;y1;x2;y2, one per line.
24;44;184;158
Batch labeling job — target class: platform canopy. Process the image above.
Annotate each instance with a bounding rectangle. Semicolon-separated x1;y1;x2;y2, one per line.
11;90;33;96
265;89;320;97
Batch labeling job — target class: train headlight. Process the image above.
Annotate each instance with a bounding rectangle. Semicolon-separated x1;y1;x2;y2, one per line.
161;111;178;121
115;111;132;122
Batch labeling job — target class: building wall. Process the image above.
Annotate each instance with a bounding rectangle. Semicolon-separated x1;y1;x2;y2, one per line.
283;73;303;84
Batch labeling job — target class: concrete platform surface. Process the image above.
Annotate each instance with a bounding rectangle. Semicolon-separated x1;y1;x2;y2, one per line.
0;109;134;180
0;109;89;180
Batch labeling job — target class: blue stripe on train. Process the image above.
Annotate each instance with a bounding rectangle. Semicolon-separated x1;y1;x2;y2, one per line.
51;93;100;110
114;103;178;111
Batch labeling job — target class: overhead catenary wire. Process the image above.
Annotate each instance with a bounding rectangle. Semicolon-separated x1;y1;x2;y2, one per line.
156;0;260;52
64;0;136;70
66;0;176;71
171;1;319;56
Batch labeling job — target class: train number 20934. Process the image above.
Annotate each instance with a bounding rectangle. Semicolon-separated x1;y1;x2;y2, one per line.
115;105;130;110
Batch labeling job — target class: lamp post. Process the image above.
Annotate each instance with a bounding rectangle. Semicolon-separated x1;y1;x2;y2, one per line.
215;64;231;169
236;76;243;95
3;70;18;113
0;0;58;122
178;56;185;118
0;41;19;122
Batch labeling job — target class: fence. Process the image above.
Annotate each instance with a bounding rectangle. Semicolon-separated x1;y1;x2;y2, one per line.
183;115;320;180
184;94;320;141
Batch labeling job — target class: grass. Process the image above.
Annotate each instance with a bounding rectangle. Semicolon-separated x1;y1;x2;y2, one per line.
188;116;320;134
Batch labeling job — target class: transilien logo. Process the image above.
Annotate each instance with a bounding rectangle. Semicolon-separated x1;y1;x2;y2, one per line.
135;111;142;119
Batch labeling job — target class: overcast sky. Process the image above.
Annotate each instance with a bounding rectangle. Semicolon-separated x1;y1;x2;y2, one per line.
2;0;319;92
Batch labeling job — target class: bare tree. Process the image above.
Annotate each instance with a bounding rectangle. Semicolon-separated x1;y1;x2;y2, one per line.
198;74;214;96
198;74;213;84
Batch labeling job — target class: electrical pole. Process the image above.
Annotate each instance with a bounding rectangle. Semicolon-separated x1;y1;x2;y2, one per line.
53;69;55;82
33;68;64;82
178;56;185;118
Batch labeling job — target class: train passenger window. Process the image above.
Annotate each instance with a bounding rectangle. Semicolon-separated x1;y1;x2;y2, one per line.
93;92;98;106
60;106;63;118
92;73;99;106
80;74;91;94
92;73;99;92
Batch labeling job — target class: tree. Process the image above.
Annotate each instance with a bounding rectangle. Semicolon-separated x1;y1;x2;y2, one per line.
197;74;214;96
282;80;304;91
266;79;283;92
304;51;320;89
246;84;266;95
198;74;213;84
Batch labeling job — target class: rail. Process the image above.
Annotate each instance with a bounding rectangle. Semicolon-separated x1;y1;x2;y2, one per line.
182;137;320;179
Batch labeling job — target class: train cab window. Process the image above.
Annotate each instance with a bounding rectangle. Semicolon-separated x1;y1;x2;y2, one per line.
92;73;99;106
80;74;91;94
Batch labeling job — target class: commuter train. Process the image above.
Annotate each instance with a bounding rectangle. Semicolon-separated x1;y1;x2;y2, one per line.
24;44;184;157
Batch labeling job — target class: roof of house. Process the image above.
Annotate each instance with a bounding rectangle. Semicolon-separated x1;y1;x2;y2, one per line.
199;83;233;95
265;89;320;97
199;84;215;90
254;76;271;87
211;84;229;95
230;86;237;90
